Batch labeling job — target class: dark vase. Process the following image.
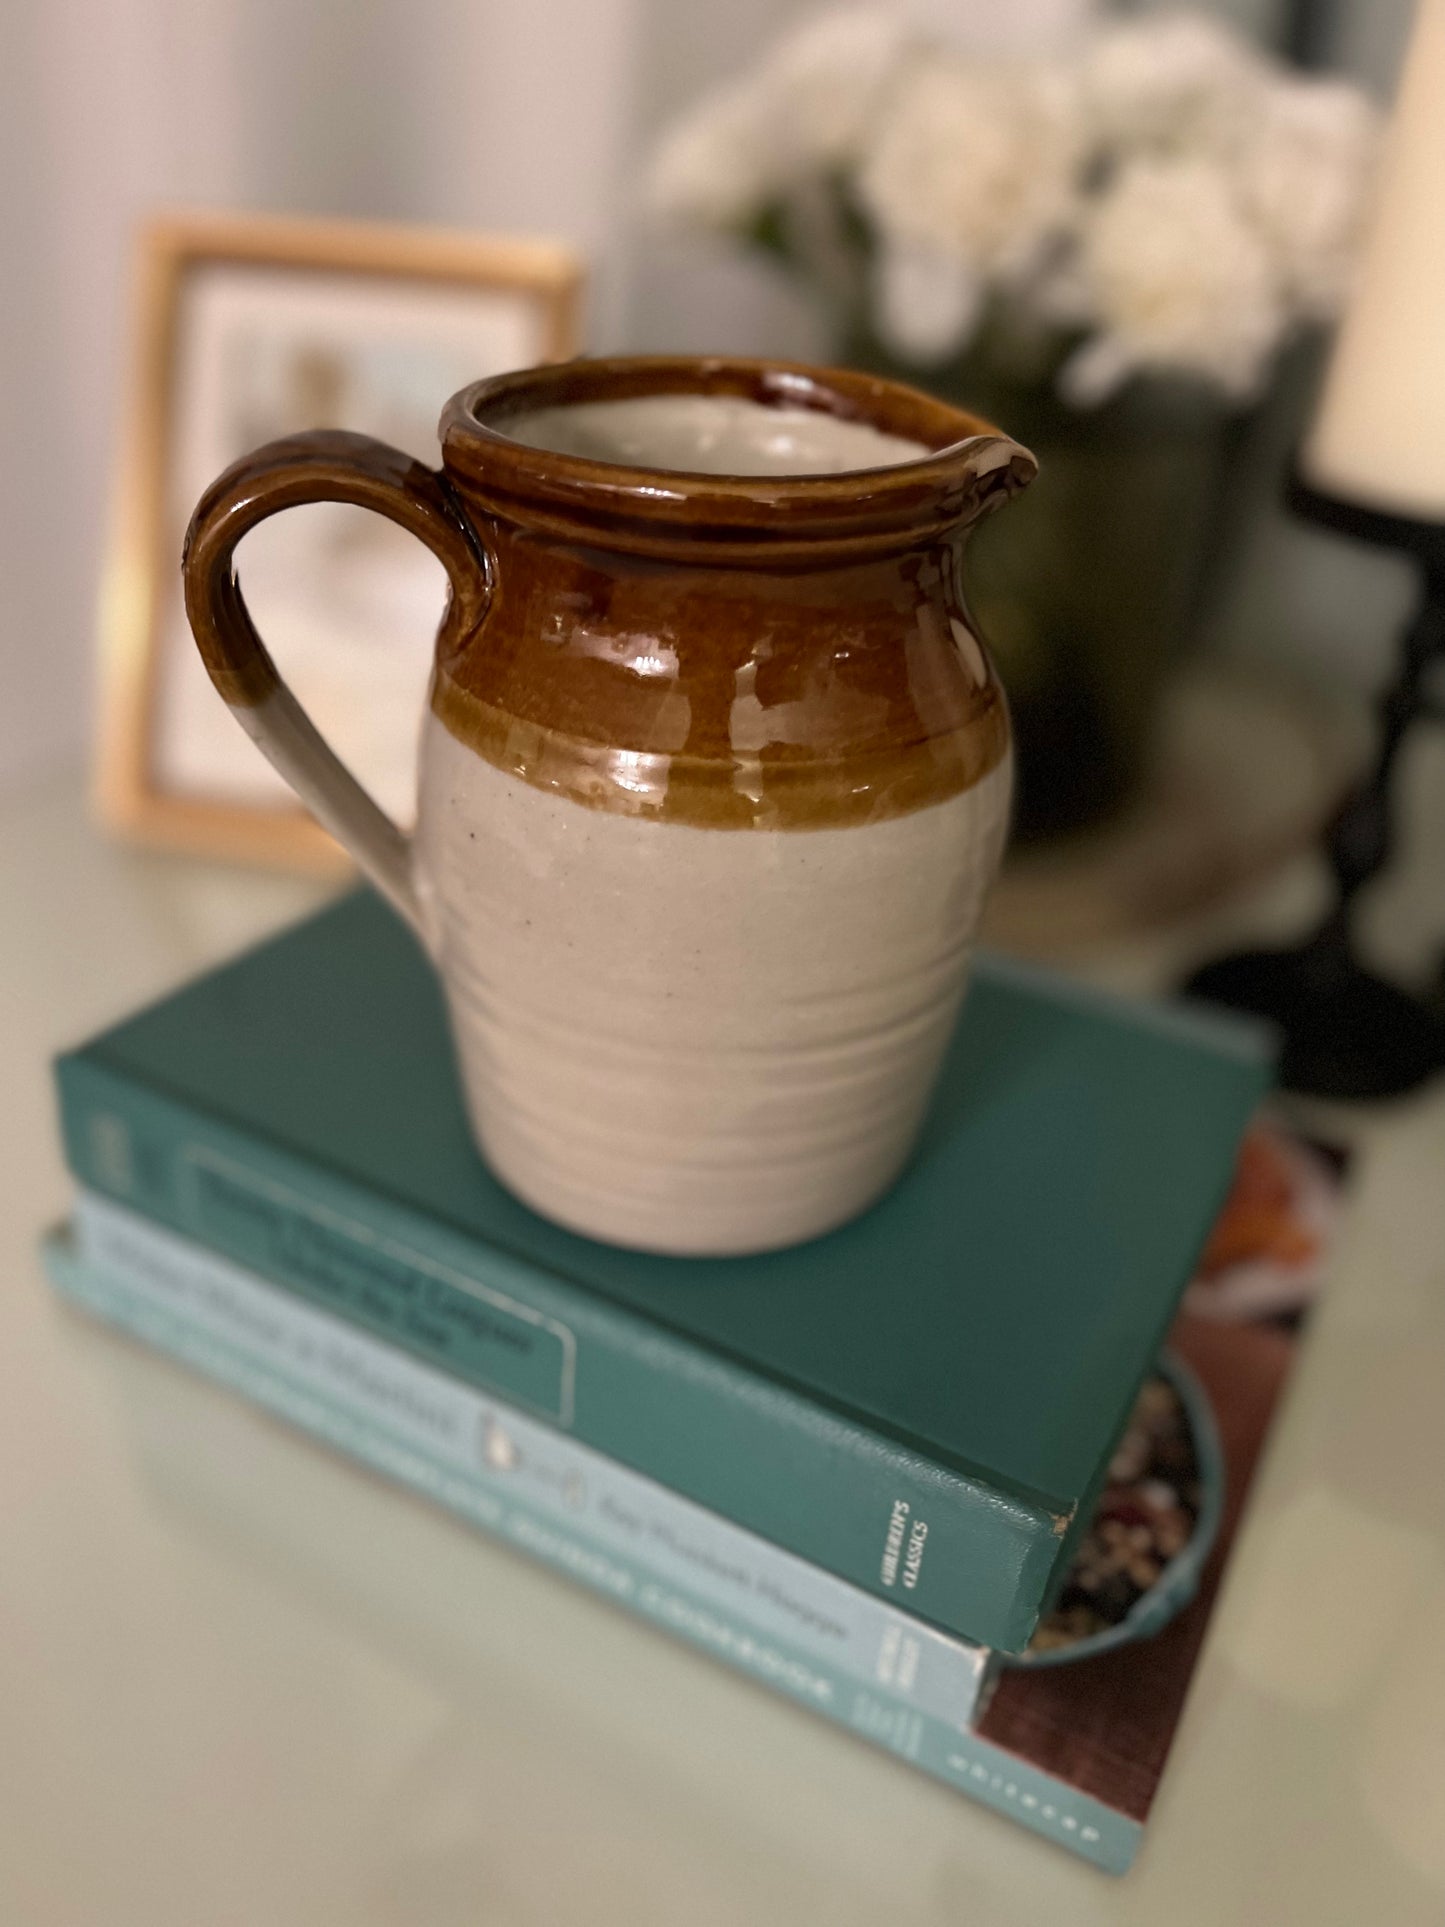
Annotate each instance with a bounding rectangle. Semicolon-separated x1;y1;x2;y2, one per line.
847;333;1236;841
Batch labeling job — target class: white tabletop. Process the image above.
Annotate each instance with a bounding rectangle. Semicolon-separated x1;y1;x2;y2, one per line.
3;771;1444;1926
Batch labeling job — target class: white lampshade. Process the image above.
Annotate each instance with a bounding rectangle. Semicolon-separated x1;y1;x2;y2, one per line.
1302;0;1445;522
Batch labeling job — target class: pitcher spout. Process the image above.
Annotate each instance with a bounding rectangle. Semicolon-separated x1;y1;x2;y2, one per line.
440;354;1036;562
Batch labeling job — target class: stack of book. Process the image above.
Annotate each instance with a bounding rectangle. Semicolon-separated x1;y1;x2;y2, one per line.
48;891;1298;1873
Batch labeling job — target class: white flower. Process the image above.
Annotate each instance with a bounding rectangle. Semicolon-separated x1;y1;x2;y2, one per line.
1082;12;1268;157
647;81;781;230
857;59;1083;282
1231;77;1381;321
872;240;983;363
1062;154;1285;404
646;8;907;230
646;4;1381;406
757;7;910;169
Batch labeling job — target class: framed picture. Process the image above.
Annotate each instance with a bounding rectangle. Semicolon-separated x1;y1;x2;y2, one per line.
96;210;583;870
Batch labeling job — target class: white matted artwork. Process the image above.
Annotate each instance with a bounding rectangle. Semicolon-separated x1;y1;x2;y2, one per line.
97;212;582;869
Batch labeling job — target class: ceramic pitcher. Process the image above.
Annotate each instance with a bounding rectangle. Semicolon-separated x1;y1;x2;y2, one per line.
182;356;1036;1255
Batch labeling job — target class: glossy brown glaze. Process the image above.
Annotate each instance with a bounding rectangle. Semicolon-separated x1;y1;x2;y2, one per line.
429;533;1014;828
435;357;1033;829
183;359;1035;831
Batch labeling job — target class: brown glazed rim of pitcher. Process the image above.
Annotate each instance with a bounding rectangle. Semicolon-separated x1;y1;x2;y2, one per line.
440;355;1038;561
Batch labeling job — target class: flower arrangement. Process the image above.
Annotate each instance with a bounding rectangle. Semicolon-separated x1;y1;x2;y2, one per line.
648;8;1381;409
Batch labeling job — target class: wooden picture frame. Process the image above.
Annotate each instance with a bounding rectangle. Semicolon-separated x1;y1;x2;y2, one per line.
95;210;583;871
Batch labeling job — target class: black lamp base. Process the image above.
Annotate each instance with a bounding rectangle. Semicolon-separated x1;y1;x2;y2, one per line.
1181;473;1445;1101
1185;945;1445;1100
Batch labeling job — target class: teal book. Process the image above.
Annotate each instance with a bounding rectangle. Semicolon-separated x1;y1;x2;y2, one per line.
55;1191;999;1733
42;1205;1310;1876
54;891;1271;1652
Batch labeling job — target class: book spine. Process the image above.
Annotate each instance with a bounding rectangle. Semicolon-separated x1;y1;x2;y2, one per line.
71;1189;994;1729
46;1211;1135;1874
56;1054;1059;1650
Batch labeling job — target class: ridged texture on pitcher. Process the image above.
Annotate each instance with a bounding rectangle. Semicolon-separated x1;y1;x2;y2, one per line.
417;722;1012;1253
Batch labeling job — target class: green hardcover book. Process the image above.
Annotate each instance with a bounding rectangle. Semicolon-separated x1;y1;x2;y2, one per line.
54;891;1271;1651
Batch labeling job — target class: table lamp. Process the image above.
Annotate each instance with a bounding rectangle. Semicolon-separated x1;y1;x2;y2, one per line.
1185;0;1445;1098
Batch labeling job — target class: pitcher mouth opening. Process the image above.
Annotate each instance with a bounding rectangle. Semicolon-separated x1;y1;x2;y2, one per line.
440;355;1036;562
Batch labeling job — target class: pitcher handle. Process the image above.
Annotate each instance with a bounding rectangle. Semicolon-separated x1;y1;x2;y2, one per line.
181;429;490;943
